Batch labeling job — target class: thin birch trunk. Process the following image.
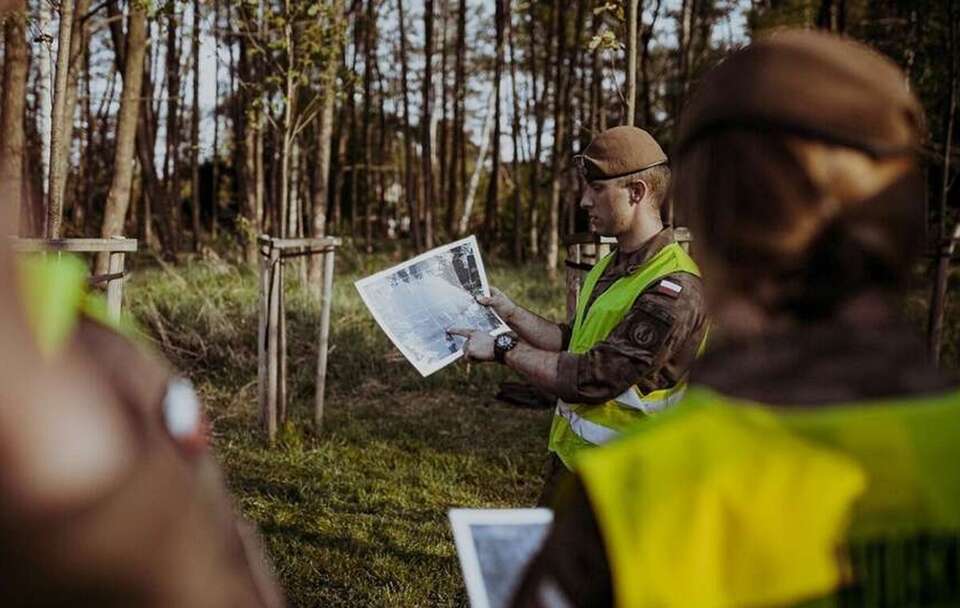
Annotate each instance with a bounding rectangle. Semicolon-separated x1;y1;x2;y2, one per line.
46;0;76;238
459;90;496;236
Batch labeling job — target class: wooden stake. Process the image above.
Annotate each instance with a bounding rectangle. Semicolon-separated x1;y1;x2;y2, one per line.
106;250;125;321
265;245;281;443
278;259;287;426
257;244;269;437
315;248;336;431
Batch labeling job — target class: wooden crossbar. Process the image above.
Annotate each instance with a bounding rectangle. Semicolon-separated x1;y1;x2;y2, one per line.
11;237;139;253
10;237;138;322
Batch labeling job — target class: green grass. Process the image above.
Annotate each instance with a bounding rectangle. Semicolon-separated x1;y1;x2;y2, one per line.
125;248;566;607
124;246;960;607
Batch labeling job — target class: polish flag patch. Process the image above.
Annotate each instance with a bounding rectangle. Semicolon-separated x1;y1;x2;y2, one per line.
653;279;683;298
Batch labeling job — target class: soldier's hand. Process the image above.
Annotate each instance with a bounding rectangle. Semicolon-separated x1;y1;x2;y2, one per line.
476;287;517;321
446;328;495;362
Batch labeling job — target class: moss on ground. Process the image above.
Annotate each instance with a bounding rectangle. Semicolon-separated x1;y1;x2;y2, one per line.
126;249;565;607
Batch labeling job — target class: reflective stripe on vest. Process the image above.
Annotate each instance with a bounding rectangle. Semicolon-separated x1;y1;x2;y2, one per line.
578;385;960;608
555;384;689;447
548;241;701;469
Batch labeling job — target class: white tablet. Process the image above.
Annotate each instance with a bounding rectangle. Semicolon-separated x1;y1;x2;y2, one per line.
449;508;554;608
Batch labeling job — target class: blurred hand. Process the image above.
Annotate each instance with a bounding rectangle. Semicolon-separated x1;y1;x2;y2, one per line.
446;328;495;362
475;287;517;322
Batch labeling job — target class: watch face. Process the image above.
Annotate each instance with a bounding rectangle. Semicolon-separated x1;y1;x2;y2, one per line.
496;334;512;348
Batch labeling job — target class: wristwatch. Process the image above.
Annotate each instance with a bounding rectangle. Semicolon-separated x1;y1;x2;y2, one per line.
494;333;519;364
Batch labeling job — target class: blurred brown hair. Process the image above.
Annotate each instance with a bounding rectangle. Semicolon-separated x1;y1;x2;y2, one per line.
673;31;925;321
674;131;923;320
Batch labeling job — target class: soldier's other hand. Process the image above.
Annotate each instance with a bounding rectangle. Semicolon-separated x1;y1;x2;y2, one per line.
476;287;517;321
446;328;495;362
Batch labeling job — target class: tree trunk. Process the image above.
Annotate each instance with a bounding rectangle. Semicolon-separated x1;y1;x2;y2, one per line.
459;90;496;235
308;0;344;299
397;0;422;250
96;1;148;274
161;2;182;256
46;0;76;238
640;0;662;128
527;6;550;258
546;0;569;279
625;0;639;126
362;0;375;251
446;0;466;236
484;0;505;243
422;0;435;248
1;1;28;233
190;0;202;250
37;1;53;231
928;0;958;363
507;0;523;261
210;0;220;239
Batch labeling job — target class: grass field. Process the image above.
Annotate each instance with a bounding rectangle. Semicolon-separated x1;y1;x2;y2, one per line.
126;245;565;607
125;243;959;607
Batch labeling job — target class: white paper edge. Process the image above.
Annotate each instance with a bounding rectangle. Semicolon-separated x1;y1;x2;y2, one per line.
354;235;508;377
448;508;554;608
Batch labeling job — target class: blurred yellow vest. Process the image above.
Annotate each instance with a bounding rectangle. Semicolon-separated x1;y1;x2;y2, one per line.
548;242;701;469
579;386;960;607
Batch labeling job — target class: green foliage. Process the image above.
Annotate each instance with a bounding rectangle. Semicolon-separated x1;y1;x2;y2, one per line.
125;249;565;607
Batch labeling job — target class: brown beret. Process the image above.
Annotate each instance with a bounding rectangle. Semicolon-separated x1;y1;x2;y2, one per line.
576;126;668;181
676;30;924;158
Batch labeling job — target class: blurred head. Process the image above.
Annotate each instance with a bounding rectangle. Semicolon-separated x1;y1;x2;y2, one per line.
673;30;924;323
576;126;670;237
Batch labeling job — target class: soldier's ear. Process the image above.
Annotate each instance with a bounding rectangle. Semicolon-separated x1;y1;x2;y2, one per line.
629;180;647;205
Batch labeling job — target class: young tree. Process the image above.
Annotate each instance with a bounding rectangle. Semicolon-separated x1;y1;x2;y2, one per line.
308;0;346;299
97;0;148;273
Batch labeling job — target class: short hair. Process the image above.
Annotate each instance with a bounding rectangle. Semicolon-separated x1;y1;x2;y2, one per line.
618;164;671;210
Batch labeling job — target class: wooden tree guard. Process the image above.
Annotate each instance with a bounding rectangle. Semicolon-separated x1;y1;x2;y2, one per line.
257;235;340;444
562;228;693;322
10;237;138;321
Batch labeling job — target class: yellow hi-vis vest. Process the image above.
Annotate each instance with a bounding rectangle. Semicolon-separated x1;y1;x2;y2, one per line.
578;385;960;608
547;241;701;469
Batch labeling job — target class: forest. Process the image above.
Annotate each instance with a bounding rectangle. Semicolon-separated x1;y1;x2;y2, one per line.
2;0;960;605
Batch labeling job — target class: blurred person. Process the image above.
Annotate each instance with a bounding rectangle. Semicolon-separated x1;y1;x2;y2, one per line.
449;126;707;499
0;252;284;608
511;30;960;607
0;28;281;597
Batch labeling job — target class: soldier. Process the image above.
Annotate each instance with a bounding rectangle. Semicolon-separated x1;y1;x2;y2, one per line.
511;30;960;607
449;126;708;499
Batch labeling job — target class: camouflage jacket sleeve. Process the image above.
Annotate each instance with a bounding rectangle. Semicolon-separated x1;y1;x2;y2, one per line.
510;475;613;607
553;272;706;405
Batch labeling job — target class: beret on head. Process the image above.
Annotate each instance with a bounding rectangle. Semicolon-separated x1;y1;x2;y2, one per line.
577;126;668;181
675;30;924;158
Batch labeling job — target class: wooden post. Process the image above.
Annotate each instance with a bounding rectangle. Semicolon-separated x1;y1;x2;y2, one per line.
278;259;287;426
257;242;270;436
106;251;125;322
315;248;336;430
265;244;281;443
